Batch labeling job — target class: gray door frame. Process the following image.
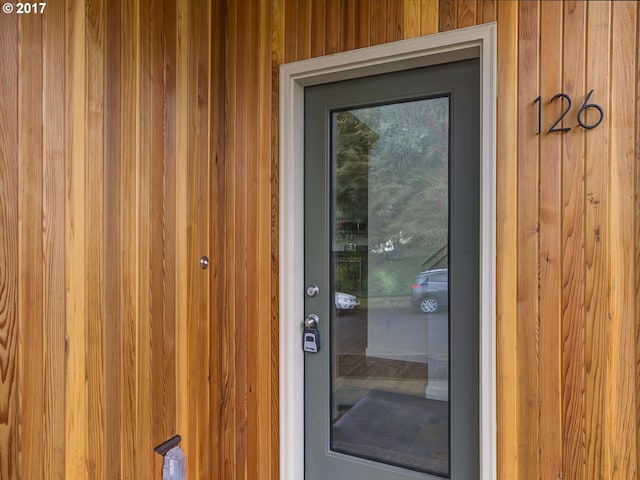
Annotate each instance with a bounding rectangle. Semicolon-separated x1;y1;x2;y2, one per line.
279;24;497;480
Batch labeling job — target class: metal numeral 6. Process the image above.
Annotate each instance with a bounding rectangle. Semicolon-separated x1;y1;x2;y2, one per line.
576;90;604;130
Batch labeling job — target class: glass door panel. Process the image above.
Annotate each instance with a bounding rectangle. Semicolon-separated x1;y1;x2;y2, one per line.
330;99;450;477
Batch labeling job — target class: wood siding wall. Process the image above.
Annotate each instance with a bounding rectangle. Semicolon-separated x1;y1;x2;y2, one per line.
0;0;220;477
0;1;637;479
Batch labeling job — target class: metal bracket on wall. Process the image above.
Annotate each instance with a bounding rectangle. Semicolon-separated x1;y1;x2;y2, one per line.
154;435;182;456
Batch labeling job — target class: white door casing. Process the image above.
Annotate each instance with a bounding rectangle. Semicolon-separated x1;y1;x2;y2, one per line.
279;23;497;480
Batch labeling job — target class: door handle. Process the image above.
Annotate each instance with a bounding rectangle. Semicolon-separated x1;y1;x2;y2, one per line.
304;314;319;329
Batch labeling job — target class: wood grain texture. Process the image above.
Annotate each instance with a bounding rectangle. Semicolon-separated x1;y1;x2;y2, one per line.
284;0;298;63
387;0;403;42
457;0;477;28
584;3;611;479
65;0;88;476
42;1;66;477
370;0;387;45
162;0;178;449
421;0;439;35
245;2;260;476
85;0;105;478
221;0;238;477
538;2;563;479
404;0;422;39
0;9;19;480
18;12;46;479
516;3;540;479
636;4;640;476
298;0;312;60
174;0;190;475
257;3;276;478
607;2;638;478
190;1;212;477
209;0;225;478
340;0;356;51
495;2;519;479
270;4;284;479
479;0;496;24
354;0;371;48
561;3;587;478
234;2;249;478
103;0;123;477
311;0;326;57
118;1;139;477
439;0;457;31
636;2;640;473
2;2;639;480
325;0;340;54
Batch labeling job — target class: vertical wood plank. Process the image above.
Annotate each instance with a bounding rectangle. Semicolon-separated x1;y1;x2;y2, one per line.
584;3;612;479
479;0;496;24
387;0;403;42
297;0;312;60
561;2;587;479
65;0;88;477
636;5;640;477
608;2;638;478
104;0;123;476
209;1;225;477
119;0;140;476
370;0;387;45
43;0;67;474
136;0;156;477
636;3;640;474
538;2;563;479
270;3;284;478
403;0;422;39
162;0;178;447
457;0;477;28
221;0;237;476
420;0;439;36
340;0;356;51
354;0;370;49
495;1;519;479
325;0;340;54
185;0;212;477
5;2;640;480
245;3;260;478
85;0;105;477
438;0;457;32
18;13;45;480
284;0;297;63
234;1;249;477
0;9;18;480
188;3;211;478
310;0;326;57
175;0;190;473
273;0;284;75
256;2;276;477
146;0;170;456
516;2;540;479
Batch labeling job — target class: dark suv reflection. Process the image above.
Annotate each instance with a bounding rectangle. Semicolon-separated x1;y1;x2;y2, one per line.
411;268;448;313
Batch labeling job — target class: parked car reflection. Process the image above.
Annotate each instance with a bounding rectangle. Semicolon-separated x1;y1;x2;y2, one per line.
411;268;448;313
335;291;360;311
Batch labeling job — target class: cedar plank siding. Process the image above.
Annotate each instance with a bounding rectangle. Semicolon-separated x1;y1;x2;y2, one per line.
0;1;637;478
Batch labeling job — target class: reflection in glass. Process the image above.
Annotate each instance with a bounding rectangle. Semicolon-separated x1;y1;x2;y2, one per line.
330;98;450;477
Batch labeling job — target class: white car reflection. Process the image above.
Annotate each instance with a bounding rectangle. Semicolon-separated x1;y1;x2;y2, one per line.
335;291;360;311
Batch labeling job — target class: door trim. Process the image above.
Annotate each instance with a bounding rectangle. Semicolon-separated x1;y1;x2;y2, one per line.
279;23;497;480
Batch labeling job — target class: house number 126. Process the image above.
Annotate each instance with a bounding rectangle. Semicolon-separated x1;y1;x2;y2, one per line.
533;90;604;134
